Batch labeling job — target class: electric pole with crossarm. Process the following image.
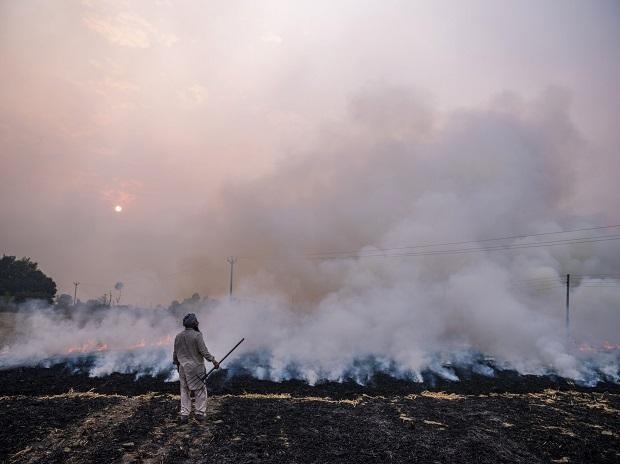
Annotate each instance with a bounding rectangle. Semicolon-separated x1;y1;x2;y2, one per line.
73;282;80;306
227;257;237;297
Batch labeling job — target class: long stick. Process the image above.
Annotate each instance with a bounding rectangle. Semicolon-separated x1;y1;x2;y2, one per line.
565;274;570;341
198;338;245;382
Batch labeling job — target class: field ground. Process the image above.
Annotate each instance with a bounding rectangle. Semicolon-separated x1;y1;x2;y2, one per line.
0;366;619;463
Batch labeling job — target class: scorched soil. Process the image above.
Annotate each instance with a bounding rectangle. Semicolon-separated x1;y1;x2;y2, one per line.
0;365;618;463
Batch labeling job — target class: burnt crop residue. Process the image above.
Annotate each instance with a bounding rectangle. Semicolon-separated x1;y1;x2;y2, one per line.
1;380;619;463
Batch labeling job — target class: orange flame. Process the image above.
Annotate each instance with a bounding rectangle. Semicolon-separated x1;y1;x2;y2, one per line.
578;341;620;353
67;341;109;354
65;334;174;355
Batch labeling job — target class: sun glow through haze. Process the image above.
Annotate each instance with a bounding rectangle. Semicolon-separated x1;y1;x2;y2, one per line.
0;0;619;387
0;0;619;308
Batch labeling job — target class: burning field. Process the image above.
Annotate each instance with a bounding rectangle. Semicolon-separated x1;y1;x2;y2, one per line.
3;2;620;463
1;364;619;464
1;307;619;463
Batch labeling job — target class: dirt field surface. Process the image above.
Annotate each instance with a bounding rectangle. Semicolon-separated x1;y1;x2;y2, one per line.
1;367;619;463
1;389;619;463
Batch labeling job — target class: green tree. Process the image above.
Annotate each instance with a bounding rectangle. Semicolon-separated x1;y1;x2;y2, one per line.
0;255;57;304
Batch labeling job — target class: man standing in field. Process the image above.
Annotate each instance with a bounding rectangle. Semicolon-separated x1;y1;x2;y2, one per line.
173;313;219;423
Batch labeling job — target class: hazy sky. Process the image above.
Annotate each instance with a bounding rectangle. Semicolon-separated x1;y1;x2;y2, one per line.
1;0;619;304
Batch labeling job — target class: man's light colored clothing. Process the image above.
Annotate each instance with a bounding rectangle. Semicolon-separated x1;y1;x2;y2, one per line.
173;328;215;416
178;364;207;415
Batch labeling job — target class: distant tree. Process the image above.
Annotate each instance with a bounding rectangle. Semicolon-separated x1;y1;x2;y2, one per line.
55;293;73;308
81;294;111;310
169;300;181;311
0;255;57;304
114;281;124;305
187;293;201;304
168;293;210;317
98;293;111;307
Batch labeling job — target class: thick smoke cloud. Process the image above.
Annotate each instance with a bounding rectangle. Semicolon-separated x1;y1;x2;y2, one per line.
1;1;620;303
175;86;620;383
2;87;618;385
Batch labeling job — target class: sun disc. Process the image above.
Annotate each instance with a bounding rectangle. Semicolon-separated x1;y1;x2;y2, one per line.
114;205;123;213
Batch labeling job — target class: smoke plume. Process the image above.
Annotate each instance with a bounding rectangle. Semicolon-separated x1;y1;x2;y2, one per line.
2;87;619;385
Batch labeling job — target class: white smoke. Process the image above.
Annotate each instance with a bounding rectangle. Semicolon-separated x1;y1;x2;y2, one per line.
1;87;619;385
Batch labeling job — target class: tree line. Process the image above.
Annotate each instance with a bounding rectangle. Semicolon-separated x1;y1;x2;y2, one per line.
0;255;56;304
1;254;217;314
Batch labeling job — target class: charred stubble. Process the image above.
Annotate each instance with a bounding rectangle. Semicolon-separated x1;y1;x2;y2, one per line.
1;368;618;464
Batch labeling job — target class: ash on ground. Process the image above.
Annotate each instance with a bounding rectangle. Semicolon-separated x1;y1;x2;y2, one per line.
1;364;618;463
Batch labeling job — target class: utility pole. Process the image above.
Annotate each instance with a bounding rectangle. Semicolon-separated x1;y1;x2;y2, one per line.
565;274;570;341
73;282;80;306
227;257;237;297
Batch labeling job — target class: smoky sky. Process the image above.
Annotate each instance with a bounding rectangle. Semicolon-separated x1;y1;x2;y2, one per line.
1;0;619;305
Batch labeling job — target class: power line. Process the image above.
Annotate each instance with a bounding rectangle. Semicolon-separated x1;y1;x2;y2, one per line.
77;224;620;286
579;284;620;288
572;273;620;278
515;277;564;283
514;277;564;284
513;283;564;290
516;285;565;291
541;286;566;291
304;223;620;258
513;273;620;287
307;234;620;261
238;234;620;263
512;279;563;286
514;283;560;288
